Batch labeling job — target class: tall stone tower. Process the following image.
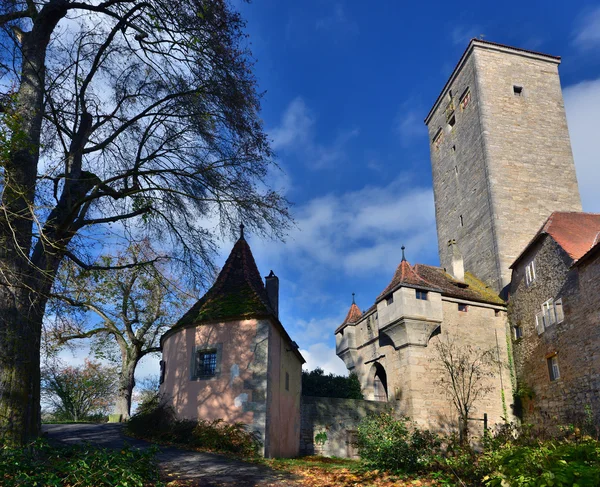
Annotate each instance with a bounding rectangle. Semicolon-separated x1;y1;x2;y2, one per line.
425;39;581;294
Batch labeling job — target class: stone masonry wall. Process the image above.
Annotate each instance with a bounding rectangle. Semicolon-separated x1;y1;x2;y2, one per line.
427;43;581;294
299;396;393;458
510;238;600;427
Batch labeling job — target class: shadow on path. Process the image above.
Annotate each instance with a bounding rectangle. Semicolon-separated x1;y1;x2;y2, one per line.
43;423;300;486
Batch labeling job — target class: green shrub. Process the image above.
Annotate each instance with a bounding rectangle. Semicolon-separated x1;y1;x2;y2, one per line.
126;397;261;456
356;411;440;473
0;438;161;487
481;439;600;487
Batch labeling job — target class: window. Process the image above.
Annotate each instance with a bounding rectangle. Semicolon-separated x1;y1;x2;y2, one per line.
159;360;166;384
513;326;523;340
285;372;290;391
555;298;564;323
416;290;428;300
452;145;456;152
525;260;536;286
195;349;218;378
547;354;560;381
454;165;458;175
495;309;501;317
433;128;443;149
447;114;456;130
542;298;557;327
386;295;394;306
459;215;464;227
458;304;468;312
513;85;523;96
535;311;545;335
460;88;471;110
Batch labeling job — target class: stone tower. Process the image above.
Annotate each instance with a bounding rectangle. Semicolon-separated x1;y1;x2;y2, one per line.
425;39;581;294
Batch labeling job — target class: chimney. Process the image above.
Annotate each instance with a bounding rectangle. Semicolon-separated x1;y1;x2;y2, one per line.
265;270;279;318
446;239;465;282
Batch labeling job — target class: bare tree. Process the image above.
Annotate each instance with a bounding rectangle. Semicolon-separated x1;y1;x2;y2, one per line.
434;335;498;444
47;241;193;419
0;0;289;445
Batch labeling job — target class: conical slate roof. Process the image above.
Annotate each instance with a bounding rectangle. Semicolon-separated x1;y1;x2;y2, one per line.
175;235;275;327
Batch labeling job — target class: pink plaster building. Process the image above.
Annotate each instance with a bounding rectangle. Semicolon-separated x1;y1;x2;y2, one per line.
159;229;305;457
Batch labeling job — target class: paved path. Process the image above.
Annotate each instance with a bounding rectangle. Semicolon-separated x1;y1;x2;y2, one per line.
43;423;300;486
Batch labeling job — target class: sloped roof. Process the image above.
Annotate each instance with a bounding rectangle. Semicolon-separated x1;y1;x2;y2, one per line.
511;212;600;268
335;302;363;334
377;259;441;301
414;264;505;305
175;236;275;327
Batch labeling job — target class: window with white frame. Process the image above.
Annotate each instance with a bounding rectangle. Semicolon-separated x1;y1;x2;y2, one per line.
547;354;560;381
535;298;565;334
525;260;536;286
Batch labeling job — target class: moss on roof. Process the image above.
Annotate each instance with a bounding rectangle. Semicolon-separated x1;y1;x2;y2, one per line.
174;237;274;328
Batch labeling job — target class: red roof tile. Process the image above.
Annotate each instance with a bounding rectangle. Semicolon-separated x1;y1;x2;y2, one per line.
512;212;600;267
377;259;439;301
335;302;363;334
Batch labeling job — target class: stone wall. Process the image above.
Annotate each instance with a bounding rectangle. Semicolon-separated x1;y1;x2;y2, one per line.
510;238;600;427
299;396;393;458
426;41;581;294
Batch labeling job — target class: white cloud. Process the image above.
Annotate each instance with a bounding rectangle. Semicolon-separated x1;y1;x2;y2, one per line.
564;78;600;213
252;178;437;278
395;110;428;147
315;3;358;36
300;342;348;376
572;7;600;49
451;25;482;47
270;97;359;169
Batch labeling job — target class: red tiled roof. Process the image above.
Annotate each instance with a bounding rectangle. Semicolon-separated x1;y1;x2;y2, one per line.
574;240;600;267
511;212;600;267
335;302;363;334
377;259;440;301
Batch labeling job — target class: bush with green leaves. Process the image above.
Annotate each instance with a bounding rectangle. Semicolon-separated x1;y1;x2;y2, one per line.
481;439;600;487
126;396;260;456
0;438;161;487
356;411;440;472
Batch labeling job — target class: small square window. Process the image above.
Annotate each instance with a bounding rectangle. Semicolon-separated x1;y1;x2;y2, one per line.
547;355;560;381
285;372;290;391
416;290;428;300
386;295;394;306
513;85;523;96
458;304;468;312
513;326;523;340
195;349;217;377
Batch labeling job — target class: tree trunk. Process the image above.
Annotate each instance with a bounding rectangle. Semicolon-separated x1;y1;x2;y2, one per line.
114;356;139;421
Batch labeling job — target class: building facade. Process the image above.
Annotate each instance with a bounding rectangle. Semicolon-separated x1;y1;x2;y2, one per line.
509;212;600;426
335;244;512;432
425;39;582;295
160;231;305;458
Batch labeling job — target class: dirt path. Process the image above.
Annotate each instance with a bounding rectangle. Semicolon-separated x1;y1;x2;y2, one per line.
43;423;300;486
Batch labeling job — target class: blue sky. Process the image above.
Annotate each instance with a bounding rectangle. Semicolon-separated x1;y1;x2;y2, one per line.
59;1;600;380
221;0;600;375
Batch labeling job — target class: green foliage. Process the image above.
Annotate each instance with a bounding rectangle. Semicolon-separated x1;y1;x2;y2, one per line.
356;412;440;473
302;368;363;399
126;397;260;456
0;438;162;487
482;439;600;487
315;431;328;446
